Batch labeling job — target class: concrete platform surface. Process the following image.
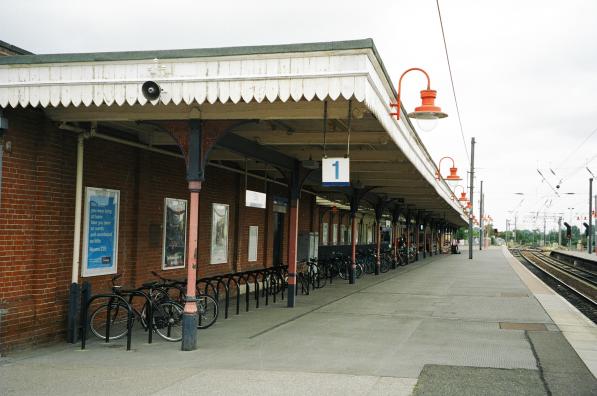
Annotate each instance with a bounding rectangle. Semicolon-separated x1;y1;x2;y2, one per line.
1;248;595;395
553;249;597;263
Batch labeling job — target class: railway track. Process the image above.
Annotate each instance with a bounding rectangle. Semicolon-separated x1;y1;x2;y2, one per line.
510;248;597;323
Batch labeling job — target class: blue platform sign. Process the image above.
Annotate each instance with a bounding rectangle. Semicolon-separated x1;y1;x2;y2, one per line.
82;187;120;277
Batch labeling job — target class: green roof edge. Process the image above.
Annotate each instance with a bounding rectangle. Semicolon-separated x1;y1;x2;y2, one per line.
0;40;33;56
0;38;397;95
0;38;375;65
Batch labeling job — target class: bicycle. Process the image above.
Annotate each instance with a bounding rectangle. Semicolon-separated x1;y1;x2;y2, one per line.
379;249;391;273
333;252;363;280
89;274;184;342
150;271;219;329
357;249;377;274
307;258;327;289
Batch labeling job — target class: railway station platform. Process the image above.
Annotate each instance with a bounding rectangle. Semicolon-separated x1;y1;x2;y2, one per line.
553;249;597;263
1;248;596;395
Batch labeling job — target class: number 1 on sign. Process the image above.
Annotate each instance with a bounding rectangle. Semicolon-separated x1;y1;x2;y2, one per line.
332;160;339;179
321;157;349;187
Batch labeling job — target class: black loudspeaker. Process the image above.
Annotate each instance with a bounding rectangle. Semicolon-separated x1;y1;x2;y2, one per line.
141;81;161;101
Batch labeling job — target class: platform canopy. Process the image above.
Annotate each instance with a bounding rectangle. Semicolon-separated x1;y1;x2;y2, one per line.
0;39;469;226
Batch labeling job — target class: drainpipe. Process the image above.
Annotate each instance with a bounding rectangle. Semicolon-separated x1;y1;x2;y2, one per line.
0;110;7;209
66;126;88;343
72;132;85;283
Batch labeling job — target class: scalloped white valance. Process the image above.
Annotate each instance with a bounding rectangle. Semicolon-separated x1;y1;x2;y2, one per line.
0;54;372;108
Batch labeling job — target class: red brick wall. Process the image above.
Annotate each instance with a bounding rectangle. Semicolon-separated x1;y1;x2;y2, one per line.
0;109;324;353
0;109;77;350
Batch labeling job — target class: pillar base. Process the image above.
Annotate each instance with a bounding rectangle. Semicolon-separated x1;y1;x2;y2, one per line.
181;312;198;351
67;283;80;344
349;267;356;284
375;263;380;275
287;285;296;307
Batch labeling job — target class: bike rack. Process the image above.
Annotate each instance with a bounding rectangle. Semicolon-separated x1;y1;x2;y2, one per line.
225;276;241;318
81;294;134;351
81;289;154;351
126;290;153;345
195;265;289;319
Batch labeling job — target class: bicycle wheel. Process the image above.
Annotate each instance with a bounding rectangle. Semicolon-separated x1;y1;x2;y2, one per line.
89;302;132;340
196;294;218;329
314;265;327;288
380;257;390;273
336;261;348;280
153;300;183;342
355;263;363;279
364;257;375;274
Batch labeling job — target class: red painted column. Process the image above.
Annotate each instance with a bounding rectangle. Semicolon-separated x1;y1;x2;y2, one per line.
181;181;200;351
287;199;299;307
185;181;201;309
287;166;301;307
415;220;420;261
375;222;381;275
393;222;398;261
422;226;427;258
406;220;411;264
350;214;357;283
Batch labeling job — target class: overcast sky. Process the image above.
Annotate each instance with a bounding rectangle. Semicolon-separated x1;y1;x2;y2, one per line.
2;0;596;232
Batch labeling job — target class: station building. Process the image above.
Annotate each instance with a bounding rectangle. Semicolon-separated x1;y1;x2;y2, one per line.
0;39;467;352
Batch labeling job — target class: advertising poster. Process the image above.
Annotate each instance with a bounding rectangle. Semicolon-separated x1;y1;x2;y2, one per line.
332;224;338;245
162;198;187;270
248;226;258;262
82;187;120;277
210;203;229;264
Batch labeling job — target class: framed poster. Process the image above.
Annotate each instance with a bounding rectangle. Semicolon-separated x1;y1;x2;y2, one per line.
210;203;229;264
321;223;329;246
162;198;187;270
340;224;347;245
248;226;258;262
82;187;120;277
332;224;338;245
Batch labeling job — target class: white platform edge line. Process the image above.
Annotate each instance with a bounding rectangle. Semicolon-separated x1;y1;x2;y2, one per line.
501;246;597;378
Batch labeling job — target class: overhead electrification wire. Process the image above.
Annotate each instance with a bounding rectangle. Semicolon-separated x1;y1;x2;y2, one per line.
435;0;469;162
556;125;597;169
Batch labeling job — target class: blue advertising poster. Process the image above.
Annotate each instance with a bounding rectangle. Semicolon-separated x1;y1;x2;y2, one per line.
82;187;120;277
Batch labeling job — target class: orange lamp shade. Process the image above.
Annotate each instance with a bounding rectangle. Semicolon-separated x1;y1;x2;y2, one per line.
408;90;448;120
445;167;462;182
466;201;472;209
458;192;468;202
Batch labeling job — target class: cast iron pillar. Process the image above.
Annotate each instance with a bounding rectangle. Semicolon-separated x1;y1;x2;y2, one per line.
422;218;427;259
349;202;358;284
287;163;300;307
157;119;236;351
346;187;371;283
415;213;421;262
374;199;387;275
391;205;402;269
405;211;412;264
181;120;202;351
348;189;361;284
286;163;311;306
